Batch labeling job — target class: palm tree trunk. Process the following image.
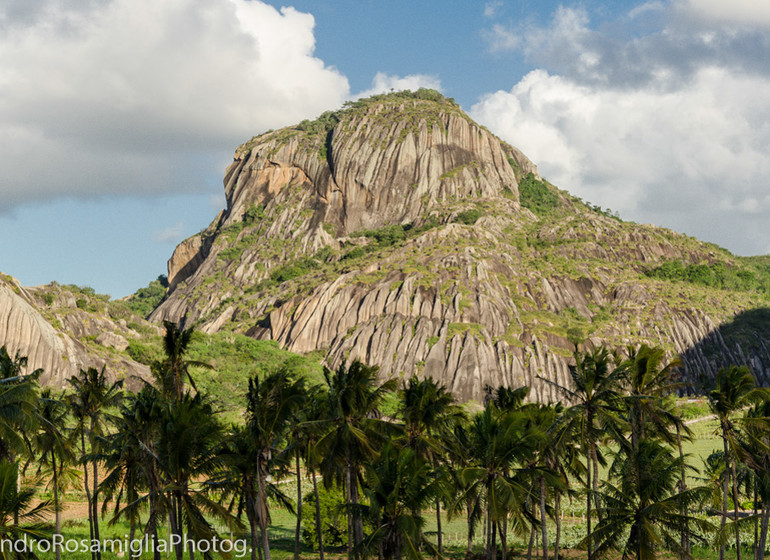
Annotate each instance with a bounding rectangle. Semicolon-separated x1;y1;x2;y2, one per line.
311;470;325;560
591;444;601;523
677;424;690;559
295;451;302;560
485;504;492;560
351;469;364;555
246;496;259;560
346;462;354;560
467;501;474;556
501;515;508;560
586;448;593;560
436;498;443;555
540;476;549;560
92;452;102;560
555;492;561;560
720;429;729;560
148;484;162;560
169;496;183;560
187;533;196;560
482;502;488;555
527;523;535;560
81;430;96;560
757;504;769;560
177;495;185;560
53;452;61;560
257;464;272;560
732;454;742;560
128;519;136;560
753;483;758;560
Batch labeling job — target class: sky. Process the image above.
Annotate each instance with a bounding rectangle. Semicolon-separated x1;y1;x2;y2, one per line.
1;0;769;298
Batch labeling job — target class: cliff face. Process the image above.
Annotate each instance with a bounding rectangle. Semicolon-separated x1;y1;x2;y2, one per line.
0;274;151;388
151;91;770;400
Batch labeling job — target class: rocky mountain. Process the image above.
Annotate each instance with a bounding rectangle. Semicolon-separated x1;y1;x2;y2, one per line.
0;273;152;388
142;90;770;401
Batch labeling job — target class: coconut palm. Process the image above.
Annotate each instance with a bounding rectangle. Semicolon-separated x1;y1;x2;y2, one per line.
359;442;441;560
734;400;770;560
315;360;398;560
446;420;484;557
286;385;328;560
153;321;211;401
30;389;74;560
0;460;54;560
98;394;154;560
457;400;552;560
214;426;263;560
0;347;41;462
707;365;769;560
620;345;685;452
540;346;624;560
246;369;307;560
588;439;713;560
398;375;464;554
155;392;233;560
68;366;123;560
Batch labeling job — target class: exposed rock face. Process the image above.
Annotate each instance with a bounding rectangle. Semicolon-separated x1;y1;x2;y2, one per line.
151;92;770;400
0;274;151;388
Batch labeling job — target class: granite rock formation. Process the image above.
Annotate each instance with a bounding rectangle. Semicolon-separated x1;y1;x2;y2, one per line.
150;92;770;400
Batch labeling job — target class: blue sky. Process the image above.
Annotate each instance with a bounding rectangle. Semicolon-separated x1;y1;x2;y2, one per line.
2;0;769;298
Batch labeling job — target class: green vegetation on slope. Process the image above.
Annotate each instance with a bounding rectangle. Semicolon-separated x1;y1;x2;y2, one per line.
517;172;562;216
123;275;168;318
646;257;770;294
126;330;323;421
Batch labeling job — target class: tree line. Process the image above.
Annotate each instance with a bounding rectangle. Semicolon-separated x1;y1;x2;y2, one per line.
0;322;769;560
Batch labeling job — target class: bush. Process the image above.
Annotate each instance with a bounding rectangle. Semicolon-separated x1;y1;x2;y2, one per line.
518;173;561;216
124;276;168;318
359;224;406;247
302;484;349;549
453;209;482;225
645;259;770;293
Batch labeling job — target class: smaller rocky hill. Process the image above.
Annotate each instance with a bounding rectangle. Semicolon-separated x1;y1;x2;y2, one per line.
0;273;152;388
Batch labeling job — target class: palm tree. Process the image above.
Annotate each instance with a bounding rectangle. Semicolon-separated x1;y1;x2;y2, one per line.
735;400;770;560
67;366;123;560
540;346;624;560
707;365;769;560
398;375;464;554
542;406;583;560
215;425;261;560
446;421;483;557
121;386;165;560
588;439;713;560
31;389;74;560
526;403;573;560
155;392;234;560
0;346;41;462
153;321;210;401
98;393;154;560
457;400;552;560
315;360;397;560
286;385;328;560
620;345;684;452
360;442;441;560
0;460;54;559
246;369;307;560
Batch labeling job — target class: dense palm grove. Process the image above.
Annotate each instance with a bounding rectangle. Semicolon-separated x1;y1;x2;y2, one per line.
0;322;769;560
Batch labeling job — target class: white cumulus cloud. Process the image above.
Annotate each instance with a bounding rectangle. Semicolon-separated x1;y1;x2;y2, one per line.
0;0;350;207
680;0;770;27
473;2;770;256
